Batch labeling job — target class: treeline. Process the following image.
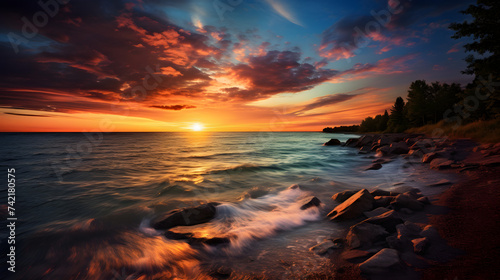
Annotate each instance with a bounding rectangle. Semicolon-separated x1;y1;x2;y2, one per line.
358;81;464;133
323;125;360;133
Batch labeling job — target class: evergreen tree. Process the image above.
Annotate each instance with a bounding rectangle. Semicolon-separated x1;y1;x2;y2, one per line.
387;97;407;132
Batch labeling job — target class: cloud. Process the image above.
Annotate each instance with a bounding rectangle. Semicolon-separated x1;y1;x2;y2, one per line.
150;105;196;110
4;112;51;117
265;0;303;26
447;42;462;54
319;0;471;60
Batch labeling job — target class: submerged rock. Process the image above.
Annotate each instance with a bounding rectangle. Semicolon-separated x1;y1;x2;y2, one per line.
324;138;341;146
359;248;401;274
309;239;342;255
152;202;219;229
328;189;375;221
300;196;321;210
365;163;382;170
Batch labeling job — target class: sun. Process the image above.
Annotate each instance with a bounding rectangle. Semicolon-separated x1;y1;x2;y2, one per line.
190;123;204;131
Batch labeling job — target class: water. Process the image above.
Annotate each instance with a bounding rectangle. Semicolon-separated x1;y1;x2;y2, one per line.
0;132;426;279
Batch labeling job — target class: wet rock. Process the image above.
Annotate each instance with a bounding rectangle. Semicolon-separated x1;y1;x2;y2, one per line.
332;190;359;203
359;145;371;154
328;189;375;221
422;152;440;163
390;142;409;155
364;210;404;233
399;208;414;215
373;196;395;208
153;202;219;229
378;136;394;146
376;145;391;156
430;158;454;170
344;138;360;147
412;237;428;254
359;248;401;274
397;222;422;240
428;179;453;187
370;189;392;197
164;231;193;240
347;222;389;249
324;139;341;146
391;193;424;211
357;135;375;147
364;207;391;218
300;196;321;210
411;139;435;151
365;163;382;170
309;239;342;255
341;249;373;263
408;149;424;158
417;196;431;205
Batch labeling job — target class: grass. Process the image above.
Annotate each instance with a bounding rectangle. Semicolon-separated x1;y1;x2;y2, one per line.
406;118;500;143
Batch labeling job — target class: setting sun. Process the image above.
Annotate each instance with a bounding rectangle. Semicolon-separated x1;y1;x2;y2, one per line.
190;123;204;131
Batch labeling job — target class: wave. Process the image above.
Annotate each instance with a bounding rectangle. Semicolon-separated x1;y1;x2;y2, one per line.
173;185;322;255
207;163;284;174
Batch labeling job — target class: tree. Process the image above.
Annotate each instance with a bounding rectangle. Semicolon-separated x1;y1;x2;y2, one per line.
387;97;408;132
378;110;389;131
406;80;432;126
450;0;500;118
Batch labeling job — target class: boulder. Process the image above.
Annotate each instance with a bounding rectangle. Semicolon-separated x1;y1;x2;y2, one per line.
341;249;373;262
332;190;359;203
364;207;391;218
165;231;231;246
376;145;391;156
417;196;431;205
364;210;404;233
390;193;424;211
428;179;453;187
365;163;382;170
389;142;409;155
153;202;218;229
324;139;341;146
370;189;392;197
357;135;375;147
359;248;401;274
411;139;435;152
373;196;395;208
359;145;371;154
328;189;375;221
300;197;321;210
309;239;342;255
397;222;422;240
430;158;454;170
422;152;440;163
378;136;394;146
412;237;428;254
347;222;389;248
407;149;424;158
345;138;359;147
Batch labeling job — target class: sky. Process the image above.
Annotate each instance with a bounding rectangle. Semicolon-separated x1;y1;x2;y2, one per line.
0;0;476;132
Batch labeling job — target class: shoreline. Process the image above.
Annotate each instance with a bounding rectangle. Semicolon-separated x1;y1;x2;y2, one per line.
320;134;500;279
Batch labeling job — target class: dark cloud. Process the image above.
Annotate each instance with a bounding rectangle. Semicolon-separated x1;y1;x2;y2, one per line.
150;105;196;110
4;112;51;117
320;0;473;60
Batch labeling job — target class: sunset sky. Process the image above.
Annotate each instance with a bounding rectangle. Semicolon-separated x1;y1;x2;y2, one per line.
0;0;475;132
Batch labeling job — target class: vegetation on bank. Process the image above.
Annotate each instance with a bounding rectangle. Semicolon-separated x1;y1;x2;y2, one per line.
323;0;499;142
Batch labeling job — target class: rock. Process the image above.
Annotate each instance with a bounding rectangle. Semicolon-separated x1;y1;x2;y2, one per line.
428;179;453;187
407;149;424;158
378;136;394;146
389;142;409;155
430;158;454;170
422;152;440;163
300;196;321;210
373;196;395;208
412;237;428;254
391;193;424;211
324;139;341;146
364;207;391;218
341;250;373;262
332;190;359;203
376;145;391;156
359;248;401;274
370;189;392;197
397;222;422;240
364;210;404;233
365;163;382;170
399;208;414;215
417;196;431;205
152;202;218;229
359;145;371;154
372;158;388;164
357;135;375;147
328;189;375;221
411;139;435;152
347;222;389;249
165;231;231;246
164;231;194;240
309;239;342;255
345;138;360;147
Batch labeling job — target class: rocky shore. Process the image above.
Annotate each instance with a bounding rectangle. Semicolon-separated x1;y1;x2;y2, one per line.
320;134;500;279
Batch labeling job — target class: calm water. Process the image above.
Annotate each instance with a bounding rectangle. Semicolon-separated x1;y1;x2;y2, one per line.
0;132;425;279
